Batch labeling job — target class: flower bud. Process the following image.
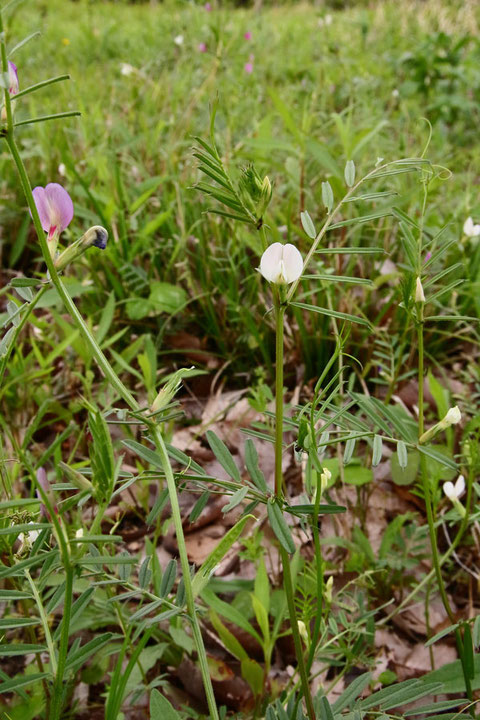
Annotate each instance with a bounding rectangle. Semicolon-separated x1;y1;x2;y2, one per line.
298;620;308;644
255;175;273;219
59;461;94;493
325;575;333;604
259;242;303;285
54;226;108;271
319;467;332;495
419;405;462;444
415;277;425;303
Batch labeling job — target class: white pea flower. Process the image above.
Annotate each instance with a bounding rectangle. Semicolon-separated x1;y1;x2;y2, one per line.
16;522;40;553
442;406;461;427
120;62;135;76
75;528;84;539
298;620;308;644
174;35;184;46
259;242;303;284
325;13;333;25
415;277;425;303
463;217;480;238
320;467;332;494
443;474;465;501
420;405;462;444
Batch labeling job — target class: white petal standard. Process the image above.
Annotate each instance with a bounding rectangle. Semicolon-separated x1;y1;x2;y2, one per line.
259;242;303;284
443;481;455;500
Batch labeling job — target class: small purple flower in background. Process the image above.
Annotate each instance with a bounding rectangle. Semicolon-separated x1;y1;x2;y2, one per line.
245;54;254;74
8;61;19;96
424;251;432;262
198;42;207;53
244;31;252;40
205;2;212;10
32;183;74;241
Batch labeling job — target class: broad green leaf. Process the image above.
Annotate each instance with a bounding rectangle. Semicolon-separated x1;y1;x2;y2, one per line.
222;486;249;514
241;657;265;696
372;435;383;466
192;515;254;598
267;500;295;554
209;609;249;661
0;672;49;694
344;160;356;187
244;438;269;493
397;441;408;469
160;559;177;597
1;643;46;656
332;671;372;712
290;301;370;328
391;449;419;486
300;210;316;239
206;430;241;483
322;181;334;213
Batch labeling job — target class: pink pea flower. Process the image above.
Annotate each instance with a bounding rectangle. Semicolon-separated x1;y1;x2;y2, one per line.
205;2;212;10
424;251;432;262
32;183;74;241
244;31;252;40
8;61;19;96
198;42;207;53
245;54;254;74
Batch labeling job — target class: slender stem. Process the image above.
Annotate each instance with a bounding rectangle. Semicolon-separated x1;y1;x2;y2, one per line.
50;565;74;720
148;424;219;720
280;546;316;720
306;468;324;674
275;300;285;497
417;313;474;708
24;569;57;675
274;299;315;720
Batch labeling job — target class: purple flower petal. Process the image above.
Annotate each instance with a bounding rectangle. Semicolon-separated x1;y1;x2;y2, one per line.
8;61;19;96
44;183;74;232
32;183;74;234
32;186;53;233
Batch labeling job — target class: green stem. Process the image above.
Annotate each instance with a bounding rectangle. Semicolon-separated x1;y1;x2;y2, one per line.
50;564;74;720
306;468;324;674
274;299;315;720
148;424;219;720
275;301;285;497
24;569;57;675
417;313;474;709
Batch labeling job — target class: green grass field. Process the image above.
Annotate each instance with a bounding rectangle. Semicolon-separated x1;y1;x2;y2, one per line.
1;0;480;718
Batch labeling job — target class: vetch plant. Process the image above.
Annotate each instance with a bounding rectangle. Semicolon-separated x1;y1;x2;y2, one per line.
0;9;219;720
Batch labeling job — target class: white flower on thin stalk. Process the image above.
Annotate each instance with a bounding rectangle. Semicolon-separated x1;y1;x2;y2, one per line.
16;522;40;554
443;475;466;517
441;406;462;428
443;474;465;501
463;217;480;238
259;242;303;284
174;35;184;46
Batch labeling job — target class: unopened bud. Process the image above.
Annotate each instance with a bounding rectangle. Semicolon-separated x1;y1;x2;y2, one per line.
54;226;108;271
325;575;333;604
59;461;94;493
415;277;425;303
419;405;462;444
256;175;272;219
298;620;308;644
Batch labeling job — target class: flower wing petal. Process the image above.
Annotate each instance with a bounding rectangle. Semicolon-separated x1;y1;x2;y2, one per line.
282;243;304;283
44;183;74;232
32;186;53;233
443;481;455;500
260;242;283;282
